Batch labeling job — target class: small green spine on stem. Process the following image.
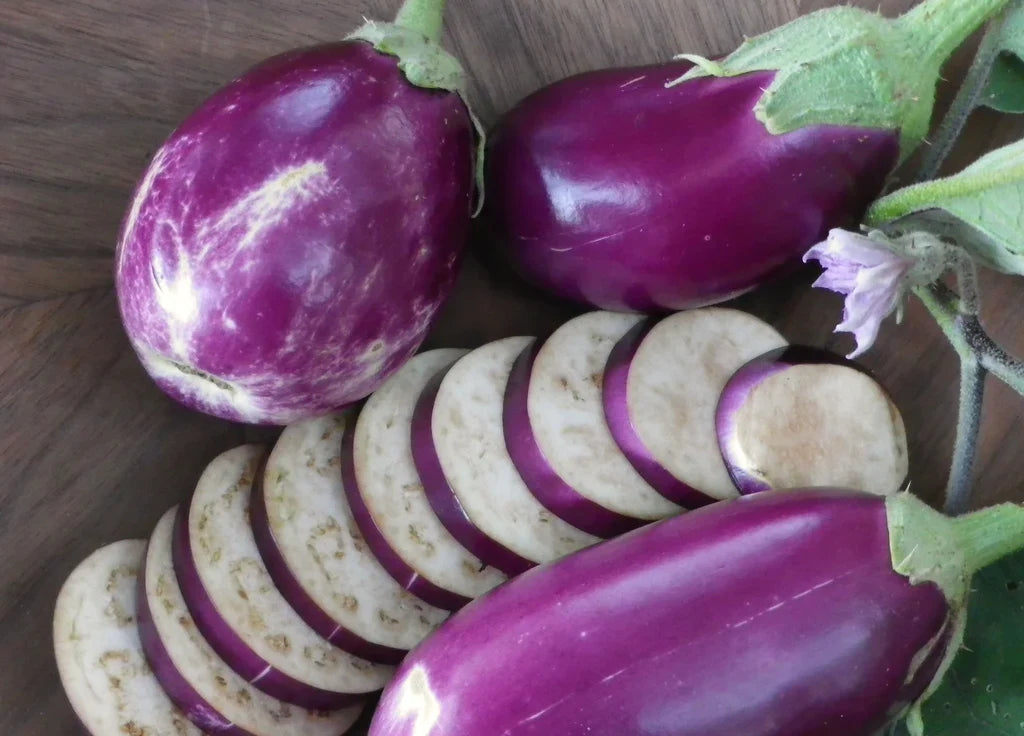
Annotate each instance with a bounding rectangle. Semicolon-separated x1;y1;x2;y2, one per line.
897;0;1011;69
952;502;1024;574
394;0;447;42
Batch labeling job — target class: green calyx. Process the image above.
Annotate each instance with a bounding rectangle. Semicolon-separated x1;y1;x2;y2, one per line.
348;0;486;215
887;493;971;606
670;0;1010;159
347;20;464;94
887;492;1024;735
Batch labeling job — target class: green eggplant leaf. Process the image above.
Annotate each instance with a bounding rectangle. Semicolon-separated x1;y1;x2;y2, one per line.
891;546;1024;736
865;138;1024;275
983;2;1024;113
983;53;1024;113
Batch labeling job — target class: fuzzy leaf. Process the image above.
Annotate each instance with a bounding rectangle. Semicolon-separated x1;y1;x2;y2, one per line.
673;1;1009;158
892;547;1024;736
866;139;1024;275
983;2;1024;113
983;54;1024;113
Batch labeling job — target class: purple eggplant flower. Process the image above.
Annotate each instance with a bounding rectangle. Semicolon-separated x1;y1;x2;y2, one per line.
804;229;946;358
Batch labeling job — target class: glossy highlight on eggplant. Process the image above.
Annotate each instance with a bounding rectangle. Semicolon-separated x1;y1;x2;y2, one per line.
370;490;983;736
486;66;898;311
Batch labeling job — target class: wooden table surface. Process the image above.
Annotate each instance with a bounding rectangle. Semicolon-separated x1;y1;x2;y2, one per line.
4;0;1024;732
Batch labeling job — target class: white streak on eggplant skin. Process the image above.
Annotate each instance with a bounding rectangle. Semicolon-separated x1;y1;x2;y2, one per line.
117;143;174;275
136;346;261;424
195;160;330;260
132;302;440;424
726;573;850;631
391;665;441;736
114;44;473;425
151;247;198;340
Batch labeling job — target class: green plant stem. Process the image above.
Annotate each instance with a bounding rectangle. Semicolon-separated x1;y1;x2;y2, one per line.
394;0;446;42
898;0;1010;70
917;281;1024;393
976;335;1024;392
952;500;1024;573
946;357;987;516
916;7;1012;182
915;276;1024;513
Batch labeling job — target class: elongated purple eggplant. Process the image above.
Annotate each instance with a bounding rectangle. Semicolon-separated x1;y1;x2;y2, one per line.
116;0;478;424
370;490;1024;736
485;0;1007;311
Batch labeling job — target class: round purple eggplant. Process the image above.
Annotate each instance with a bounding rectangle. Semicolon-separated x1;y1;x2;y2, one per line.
116;0;477;424
369;489;1024;736
484;0;1007;310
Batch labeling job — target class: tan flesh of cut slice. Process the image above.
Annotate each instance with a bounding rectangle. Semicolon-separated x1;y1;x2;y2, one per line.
263;416;448;651
54;539;203;736
528;311;681;520
187;445;391;693
432;337;599;564
733;363;908;494
353;349;507;599
627;308;788;500
144;509;363;736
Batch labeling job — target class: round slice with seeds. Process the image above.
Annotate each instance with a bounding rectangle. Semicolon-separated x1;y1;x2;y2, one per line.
174;445;391;709
716;346;909;495
253;415;448;664
140;508;363;735
412;337;599;575
504;311;681;537
54;539;203;736
604;308;788;506
344;349;506;611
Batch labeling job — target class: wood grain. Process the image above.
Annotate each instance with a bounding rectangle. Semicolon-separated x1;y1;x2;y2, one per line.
2;0;1023;733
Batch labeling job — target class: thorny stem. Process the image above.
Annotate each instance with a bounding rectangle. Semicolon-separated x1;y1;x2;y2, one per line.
915;6;1012;182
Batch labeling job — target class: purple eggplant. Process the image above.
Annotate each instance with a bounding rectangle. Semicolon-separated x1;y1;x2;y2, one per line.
116;0;478;425
484;0;1007;311
369;489;1024;736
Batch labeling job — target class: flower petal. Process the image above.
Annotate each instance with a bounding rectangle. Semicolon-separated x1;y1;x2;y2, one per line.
805;229;921;358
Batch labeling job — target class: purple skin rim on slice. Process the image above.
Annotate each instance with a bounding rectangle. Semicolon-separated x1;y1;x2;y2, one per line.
602;318;718;509
248;468;408;666
137;548;255;736
410;367;536;577
503;339;646;538
341;414;473;612
171;503;368;709
715;345;880;496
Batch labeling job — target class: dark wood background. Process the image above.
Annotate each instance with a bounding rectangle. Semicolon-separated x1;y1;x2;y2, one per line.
3;0;1024;732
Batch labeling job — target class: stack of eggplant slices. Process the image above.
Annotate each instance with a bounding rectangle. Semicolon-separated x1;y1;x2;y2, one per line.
54;307;909;736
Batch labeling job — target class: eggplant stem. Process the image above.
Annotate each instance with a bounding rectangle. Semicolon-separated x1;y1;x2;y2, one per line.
394;0;447;43
944;356;987;516
914;276;1024;513
915;6;1012;182
916;281;1024;395
952;501;1024;574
